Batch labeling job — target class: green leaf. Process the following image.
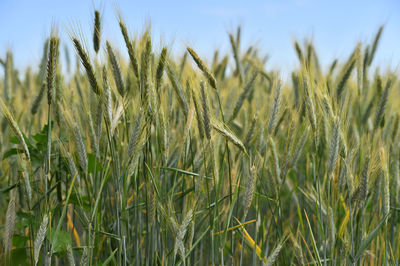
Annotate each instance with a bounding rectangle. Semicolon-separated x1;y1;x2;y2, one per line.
3;148;24;160
88;153;103;173
17;211;37;228
10;135;20;144
12;234;29;247
47;230;72;256
0;183;18;193
32;132;47;144
10;247;28;265
102;248;117;266
160;166;212;179
39;123;50;135
354;212;390;261
10;132;32;147
69;193;91;211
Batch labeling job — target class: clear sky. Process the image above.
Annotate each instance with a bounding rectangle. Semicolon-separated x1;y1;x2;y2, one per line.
0;0;399;75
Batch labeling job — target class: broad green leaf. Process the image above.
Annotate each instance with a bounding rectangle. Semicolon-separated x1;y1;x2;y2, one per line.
3;148;24;160
48;230;72;256
88;153;103;173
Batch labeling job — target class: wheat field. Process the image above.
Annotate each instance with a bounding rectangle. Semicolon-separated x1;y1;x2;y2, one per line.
0;10;399;266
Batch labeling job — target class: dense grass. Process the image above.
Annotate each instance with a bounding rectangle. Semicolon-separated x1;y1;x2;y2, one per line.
0;11;399;265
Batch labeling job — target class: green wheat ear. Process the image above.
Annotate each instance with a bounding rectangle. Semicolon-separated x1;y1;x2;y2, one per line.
267;78;282;134
119;17;139;78
336;56;356;100
106;41;125;96
47;36;60;106
0;99;30;161
229;32;244;83
374;78;391;131
156;47;167;92
230;72;258;121
200;81;211;140
368;25;384;66
187;47;217;90
93;10;101;53
73;37;100;95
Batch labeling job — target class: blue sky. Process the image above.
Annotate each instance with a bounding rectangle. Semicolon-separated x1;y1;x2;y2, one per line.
0;0;399;75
